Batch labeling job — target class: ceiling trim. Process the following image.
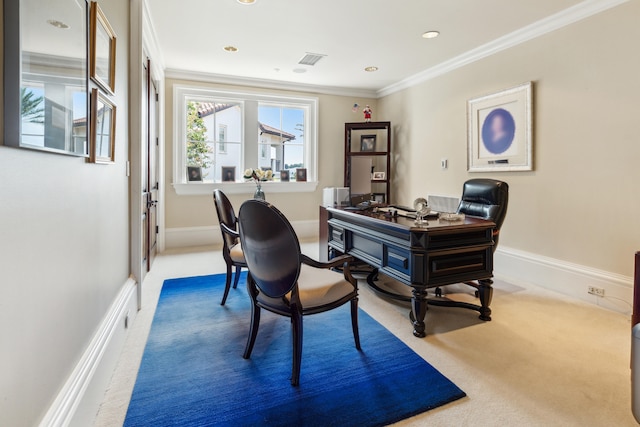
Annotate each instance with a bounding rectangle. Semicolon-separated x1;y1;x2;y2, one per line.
164;68;379;99
142;0;166;71
376;0;630;98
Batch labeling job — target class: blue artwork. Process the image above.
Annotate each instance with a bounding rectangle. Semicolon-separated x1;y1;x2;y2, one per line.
481;108;515;154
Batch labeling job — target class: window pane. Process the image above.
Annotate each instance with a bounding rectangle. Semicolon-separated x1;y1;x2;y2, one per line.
258;105;305;173
21;85;45;146
186;100;242;182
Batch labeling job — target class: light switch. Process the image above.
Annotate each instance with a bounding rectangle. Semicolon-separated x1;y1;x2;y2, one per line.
441;158;448;170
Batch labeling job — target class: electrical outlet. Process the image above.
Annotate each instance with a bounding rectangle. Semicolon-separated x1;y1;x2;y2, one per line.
588;286;605;297
441;158;448;170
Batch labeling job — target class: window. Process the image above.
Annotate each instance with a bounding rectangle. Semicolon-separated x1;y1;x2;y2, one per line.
173;85;318;195
185;100;242;182
218;124;227;154
258;104;305;179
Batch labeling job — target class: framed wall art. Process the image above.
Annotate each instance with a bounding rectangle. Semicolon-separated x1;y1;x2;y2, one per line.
90;88;116;163
90;1;117;94
221;166;236;182
3;0;90;157
360;135;376;152
467;82;532;172
187;166;202;182
372;171;386;180
296;168;307;182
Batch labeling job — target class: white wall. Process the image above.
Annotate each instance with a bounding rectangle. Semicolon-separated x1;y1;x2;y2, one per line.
0;1;132;425
378;2;639;284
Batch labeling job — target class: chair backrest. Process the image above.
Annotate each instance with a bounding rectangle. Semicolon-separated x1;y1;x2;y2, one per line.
213;189;238;249
456;179;509;246
238;199;301;298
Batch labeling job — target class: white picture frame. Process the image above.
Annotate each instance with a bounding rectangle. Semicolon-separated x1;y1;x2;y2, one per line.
467;82;533;172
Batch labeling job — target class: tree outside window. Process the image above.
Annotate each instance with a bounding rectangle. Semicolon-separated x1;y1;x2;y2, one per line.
186;101;212;174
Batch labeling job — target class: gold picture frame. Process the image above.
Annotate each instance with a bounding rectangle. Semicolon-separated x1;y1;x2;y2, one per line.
90;88;116;164
90;1;116;94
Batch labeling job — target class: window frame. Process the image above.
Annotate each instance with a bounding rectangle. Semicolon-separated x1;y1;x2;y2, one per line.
173;85;318;196
218;124;227;154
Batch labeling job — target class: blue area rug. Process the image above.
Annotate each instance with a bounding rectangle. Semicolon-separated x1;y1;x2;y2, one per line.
124;273;465;426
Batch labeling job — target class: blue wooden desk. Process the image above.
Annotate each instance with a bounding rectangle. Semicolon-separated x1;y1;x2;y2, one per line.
320;206;495;337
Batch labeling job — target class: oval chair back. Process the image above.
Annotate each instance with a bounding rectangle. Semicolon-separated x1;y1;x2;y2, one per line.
213;189;247;305
213;189;239;249
238;199;301;298
456;178;509;249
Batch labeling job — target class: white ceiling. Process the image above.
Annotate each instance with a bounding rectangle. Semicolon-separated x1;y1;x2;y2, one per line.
146;0;612;95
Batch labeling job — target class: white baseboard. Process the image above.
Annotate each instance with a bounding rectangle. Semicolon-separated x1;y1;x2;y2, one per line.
39;278;138;427
495;246;633;315
165;223;634;314
165;226;219;248
165;220;319;249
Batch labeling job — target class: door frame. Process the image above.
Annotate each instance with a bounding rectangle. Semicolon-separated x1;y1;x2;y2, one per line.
130;0;165;308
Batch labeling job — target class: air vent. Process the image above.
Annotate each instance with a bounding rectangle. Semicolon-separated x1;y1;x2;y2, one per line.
298;53;326;66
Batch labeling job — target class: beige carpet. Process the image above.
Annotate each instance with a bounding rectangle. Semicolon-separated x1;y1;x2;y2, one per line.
94;243;637;426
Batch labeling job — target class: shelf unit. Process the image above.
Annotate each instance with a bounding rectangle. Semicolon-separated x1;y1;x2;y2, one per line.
344;121;391;204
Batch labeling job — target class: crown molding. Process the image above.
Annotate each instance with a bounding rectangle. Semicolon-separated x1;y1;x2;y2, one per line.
164;69;379;99
142;0;166;71
377;0;630;98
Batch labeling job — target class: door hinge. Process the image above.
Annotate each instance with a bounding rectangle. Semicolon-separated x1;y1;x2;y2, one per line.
156;225;159;234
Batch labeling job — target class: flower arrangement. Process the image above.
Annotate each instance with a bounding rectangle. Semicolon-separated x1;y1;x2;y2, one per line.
243;167;273;183
243;168;273;200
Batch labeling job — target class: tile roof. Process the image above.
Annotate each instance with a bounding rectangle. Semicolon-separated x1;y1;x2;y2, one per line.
259;122;296;141
196;103;235;118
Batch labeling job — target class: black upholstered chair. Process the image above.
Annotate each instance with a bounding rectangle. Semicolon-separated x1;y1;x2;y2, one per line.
213;189;247;306
238;199;360;386
433;178;509;303
456;178;509;251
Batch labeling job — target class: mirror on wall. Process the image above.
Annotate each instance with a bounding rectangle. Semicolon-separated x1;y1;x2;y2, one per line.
3;0;89;156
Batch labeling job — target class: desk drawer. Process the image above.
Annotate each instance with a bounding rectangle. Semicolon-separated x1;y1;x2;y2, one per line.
385;246;410;276
328;224;345;251
425;246;492;285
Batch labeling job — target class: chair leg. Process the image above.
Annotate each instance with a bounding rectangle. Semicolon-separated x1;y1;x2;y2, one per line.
232;265;242;289
243;302;260;359
291;308;303;386
220;263;233;306
350;297;361;350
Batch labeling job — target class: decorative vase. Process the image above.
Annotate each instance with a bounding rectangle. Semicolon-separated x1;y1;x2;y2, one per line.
253;183;265;200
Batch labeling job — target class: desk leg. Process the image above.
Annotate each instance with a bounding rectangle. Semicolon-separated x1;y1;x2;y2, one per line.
410;287;429;338
478;279;493;321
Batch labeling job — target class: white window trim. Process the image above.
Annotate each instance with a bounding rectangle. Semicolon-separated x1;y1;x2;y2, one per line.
172;85;318;196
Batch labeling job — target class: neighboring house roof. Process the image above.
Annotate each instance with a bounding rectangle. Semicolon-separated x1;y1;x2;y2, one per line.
196;103;235;118
259;122;296;141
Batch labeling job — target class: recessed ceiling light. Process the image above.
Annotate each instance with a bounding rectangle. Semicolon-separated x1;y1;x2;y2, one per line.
364;66;378;72
223;46;238;52
237;0;257;4
422;31;440;39
292;68;307;74
47;19;69;29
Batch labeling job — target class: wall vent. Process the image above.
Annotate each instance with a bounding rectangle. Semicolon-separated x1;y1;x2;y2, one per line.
298;53;326;66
